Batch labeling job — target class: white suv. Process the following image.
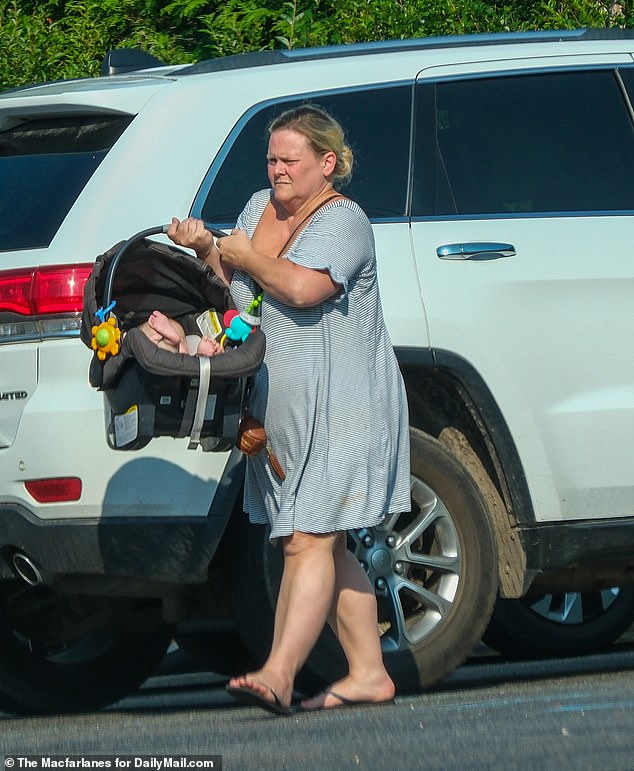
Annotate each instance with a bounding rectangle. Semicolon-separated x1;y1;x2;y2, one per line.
2;27;634;714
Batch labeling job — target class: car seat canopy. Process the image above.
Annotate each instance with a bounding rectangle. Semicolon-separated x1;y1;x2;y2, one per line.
81;238;230;353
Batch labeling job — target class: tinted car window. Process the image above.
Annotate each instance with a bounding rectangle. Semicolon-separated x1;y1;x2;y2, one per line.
198;86;411;225
0;115;133;251
412;69;634;216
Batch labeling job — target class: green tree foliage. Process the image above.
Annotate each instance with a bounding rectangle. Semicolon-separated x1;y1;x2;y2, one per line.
0;0;631;92
0;0;195;90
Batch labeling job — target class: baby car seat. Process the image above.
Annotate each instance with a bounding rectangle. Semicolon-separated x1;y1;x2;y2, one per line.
80;226;265;452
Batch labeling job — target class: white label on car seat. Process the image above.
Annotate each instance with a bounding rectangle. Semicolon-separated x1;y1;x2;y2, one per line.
114;405;139;447
196;309;222;340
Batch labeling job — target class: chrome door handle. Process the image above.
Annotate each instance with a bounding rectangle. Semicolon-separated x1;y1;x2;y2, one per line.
436;242;516;260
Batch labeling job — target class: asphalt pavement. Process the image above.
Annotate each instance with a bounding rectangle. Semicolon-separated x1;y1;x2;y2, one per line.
2;641;634;771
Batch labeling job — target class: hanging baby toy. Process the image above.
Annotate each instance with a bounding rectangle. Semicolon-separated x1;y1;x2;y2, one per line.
91;301;121;360
221;290;263;347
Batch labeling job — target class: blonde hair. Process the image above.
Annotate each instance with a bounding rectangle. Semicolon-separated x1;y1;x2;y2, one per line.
268;104;353;185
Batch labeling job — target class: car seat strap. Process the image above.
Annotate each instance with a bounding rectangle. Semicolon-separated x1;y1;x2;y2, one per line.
188;355;211;450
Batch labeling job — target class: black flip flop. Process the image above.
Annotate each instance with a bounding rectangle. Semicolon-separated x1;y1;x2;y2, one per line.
226;680;293;716
301;688;395;711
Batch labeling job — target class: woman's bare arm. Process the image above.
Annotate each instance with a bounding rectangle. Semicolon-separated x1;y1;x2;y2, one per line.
218;229;339;307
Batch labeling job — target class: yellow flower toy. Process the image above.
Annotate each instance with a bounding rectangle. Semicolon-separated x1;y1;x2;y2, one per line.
91;312;121;361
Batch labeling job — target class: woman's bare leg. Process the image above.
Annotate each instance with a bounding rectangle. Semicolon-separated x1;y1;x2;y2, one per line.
228;530;338;707
300;533;395;709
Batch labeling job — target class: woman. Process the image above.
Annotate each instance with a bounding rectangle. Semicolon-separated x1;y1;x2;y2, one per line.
168;104;410;714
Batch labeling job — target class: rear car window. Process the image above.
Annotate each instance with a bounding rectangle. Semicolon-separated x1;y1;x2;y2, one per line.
198;85;412;225
413;68;634;216
0;114;133;251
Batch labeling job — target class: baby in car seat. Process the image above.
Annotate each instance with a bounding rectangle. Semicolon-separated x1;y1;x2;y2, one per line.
139;310;224;357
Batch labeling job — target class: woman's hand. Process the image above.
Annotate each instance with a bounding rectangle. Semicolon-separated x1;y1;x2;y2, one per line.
167;217;233;287
215;229;254;272
167;217;213;257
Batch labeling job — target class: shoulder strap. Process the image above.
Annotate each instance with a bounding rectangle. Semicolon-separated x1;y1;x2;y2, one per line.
249;192;346;308
277;192;346;258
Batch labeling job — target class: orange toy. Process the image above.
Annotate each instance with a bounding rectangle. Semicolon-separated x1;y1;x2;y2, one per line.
91;316;121;360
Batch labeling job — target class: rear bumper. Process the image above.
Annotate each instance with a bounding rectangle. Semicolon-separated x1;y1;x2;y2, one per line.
0;505;229;585
0;452;245;588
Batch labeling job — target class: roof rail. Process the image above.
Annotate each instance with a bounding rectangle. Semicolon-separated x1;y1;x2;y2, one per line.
175;27;634;78
100;48;166;76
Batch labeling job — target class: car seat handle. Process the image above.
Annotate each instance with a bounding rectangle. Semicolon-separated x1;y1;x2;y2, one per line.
101;223;228;309
102;226;166;308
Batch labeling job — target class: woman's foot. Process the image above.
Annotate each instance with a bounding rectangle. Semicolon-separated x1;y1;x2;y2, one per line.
227;671;293;713
147;310;182;346
300;673;395;711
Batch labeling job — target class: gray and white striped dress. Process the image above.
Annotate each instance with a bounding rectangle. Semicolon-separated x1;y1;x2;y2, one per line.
230;189;410;540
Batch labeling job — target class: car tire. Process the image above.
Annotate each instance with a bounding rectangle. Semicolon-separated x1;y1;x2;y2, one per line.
482;586;634;659
0;581;173;714
174;624;258;676
230;428;499;693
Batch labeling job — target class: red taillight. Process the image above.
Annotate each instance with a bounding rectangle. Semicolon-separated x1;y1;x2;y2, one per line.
0;264;92;316
0;270;32;314
24;478;82;503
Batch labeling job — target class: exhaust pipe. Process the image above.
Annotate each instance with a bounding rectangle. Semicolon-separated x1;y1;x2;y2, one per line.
12;552;44;586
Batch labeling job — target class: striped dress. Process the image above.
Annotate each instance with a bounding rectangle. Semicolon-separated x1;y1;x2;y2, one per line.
230;189;410;540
